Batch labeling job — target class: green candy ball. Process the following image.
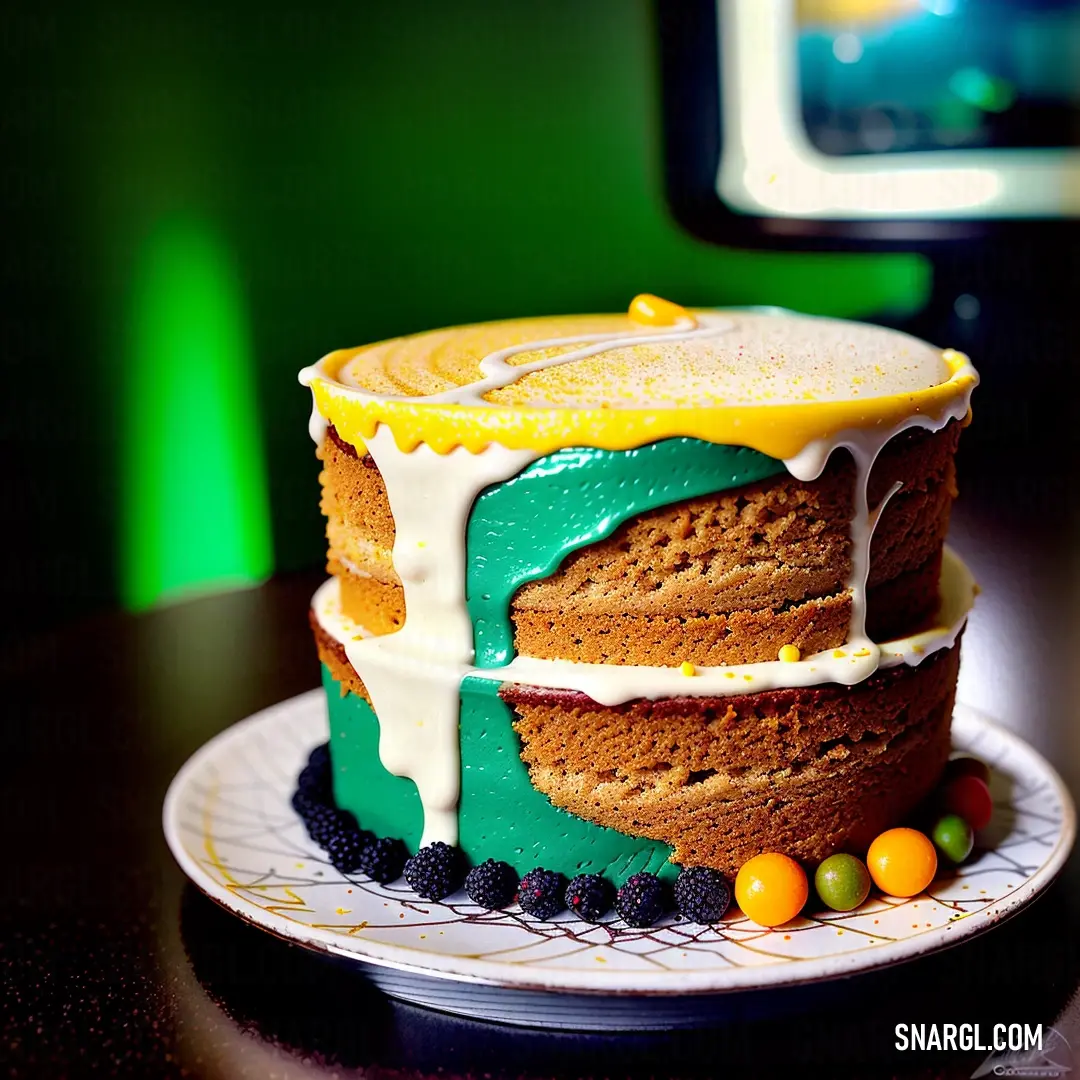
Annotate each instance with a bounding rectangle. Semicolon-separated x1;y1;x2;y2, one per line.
932;813;974;864
814;853;872;912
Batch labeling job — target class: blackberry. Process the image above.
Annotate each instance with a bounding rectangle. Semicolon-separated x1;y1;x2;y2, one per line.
565;874;614;922
306;742;331;774
518;868;567;920
290;786;320;817
297;760;331;800
296;796;348;847
465;859;517;909
616;872;668;927
674;866;731;924
404;842;464;900
359;836;408;884
326;825;376;874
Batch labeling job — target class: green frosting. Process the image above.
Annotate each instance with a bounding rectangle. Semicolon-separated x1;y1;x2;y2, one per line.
325;665;424;850
465;437;787;667
325;665;677;881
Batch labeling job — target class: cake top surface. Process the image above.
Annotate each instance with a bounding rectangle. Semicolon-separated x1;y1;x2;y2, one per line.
300;296;977;457
330;308;947;409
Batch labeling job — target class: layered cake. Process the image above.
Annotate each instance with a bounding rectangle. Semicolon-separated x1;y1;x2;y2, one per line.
299;296;978;898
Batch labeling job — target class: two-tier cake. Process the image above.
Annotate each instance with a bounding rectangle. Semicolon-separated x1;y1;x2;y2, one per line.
299;296;978;900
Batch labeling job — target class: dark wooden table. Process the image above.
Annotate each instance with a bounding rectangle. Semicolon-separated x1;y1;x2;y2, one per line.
4;475;1079;1077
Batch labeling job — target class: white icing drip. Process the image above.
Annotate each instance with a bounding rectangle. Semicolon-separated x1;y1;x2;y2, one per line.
783;367;974;675
338;425;535;847
312;546;976;707
426;321;727;405
301;316;733;409
308;394;328;445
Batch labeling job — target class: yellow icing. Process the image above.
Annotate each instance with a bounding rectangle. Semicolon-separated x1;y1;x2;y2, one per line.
304;303;976;457
310;358;974;456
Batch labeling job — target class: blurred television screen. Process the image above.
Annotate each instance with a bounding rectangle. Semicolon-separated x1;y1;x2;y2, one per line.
798;0;1080;158
663;0;1080;240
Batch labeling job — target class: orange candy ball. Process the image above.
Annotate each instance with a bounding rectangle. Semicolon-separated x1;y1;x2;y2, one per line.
735;853;809;927
867;828;938;898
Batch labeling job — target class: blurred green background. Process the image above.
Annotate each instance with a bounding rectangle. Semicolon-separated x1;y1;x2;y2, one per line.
3;1;930;639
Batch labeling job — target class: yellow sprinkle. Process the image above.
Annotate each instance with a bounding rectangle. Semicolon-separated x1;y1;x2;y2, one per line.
725;671;736;679
832;649;847;659
295;862;305;869
853;648;872;658
912;644;925;655
627;293;695;328
336;907;351;915
595;956;607;963
417;540;426;548
778;644;801;663
743;674;753;682
680;660;696;677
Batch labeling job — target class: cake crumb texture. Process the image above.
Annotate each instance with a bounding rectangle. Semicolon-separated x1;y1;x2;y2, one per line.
503;644;959;876
321;422;960;666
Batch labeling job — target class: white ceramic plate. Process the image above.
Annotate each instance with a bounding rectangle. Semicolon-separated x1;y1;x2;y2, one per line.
164;692;1074;1029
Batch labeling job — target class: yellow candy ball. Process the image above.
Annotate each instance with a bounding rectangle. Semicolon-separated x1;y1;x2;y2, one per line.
735;853;808;927
778;644;801;663
867;827;938;898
